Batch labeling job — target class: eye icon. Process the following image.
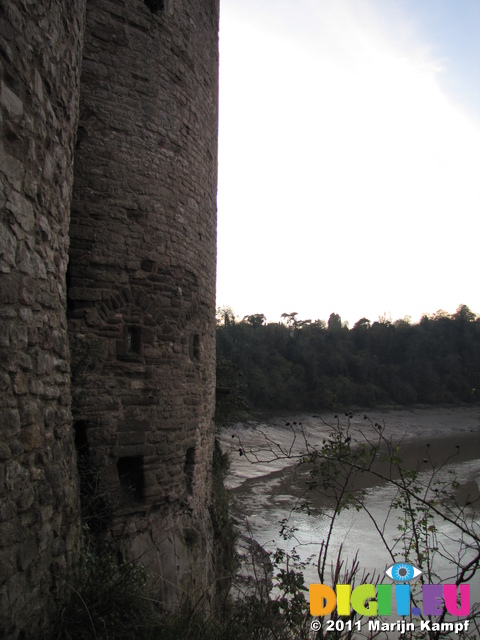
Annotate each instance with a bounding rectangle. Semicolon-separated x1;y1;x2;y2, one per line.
385;562;422;583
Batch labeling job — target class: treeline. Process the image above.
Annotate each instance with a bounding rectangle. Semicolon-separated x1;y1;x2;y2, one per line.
215;305;480;414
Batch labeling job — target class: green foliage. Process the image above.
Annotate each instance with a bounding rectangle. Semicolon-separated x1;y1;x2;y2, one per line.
222;532;313;640
50;537;313;640
210;439;237;601
216;305;480;410
214;358;249;425
75;435;114;537
50;533;158;640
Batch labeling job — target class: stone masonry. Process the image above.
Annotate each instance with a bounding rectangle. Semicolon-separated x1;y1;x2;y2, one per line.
69;0;219;609
0;1;86;637
0;0;219;637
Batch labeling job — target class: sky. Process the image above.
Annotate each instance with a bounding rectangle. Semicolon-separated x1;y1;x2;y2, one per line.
216;0;480;327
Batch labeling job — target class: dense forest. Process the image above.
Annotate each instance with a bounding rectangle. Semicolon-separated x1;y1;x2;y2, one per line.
215;304;480;417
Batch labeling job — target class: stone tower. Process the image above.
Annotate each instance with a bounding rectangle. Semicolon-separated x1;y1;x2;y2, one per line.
0;0;219;636
68;0;219;609
0;1;86;637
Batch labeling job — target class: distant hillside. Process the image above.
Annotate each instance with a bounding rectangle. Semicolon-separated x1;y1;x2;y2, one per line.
216;305;480;414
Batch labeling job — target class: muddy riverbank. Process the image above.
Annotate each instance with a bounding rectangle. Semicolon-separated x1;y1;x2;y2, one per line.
218;406;480;622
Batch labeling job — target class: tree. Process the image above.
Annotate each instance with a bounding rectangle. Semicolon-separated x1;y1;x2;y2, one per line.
243;314;266;327
281;312;299;328
327;313;342;331
455;305;477;324
215;357;248;425
353;318;371;331
216;305;480;411
217;305;237;327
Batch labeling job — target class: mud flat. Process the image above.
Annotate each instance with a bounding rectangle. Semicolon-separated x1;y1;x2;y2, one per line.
219;406;480;622
219;405;480;490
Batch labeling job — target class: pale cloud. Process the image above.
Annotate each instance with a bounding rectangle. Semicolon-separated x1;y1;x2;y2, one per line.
217;0;480;325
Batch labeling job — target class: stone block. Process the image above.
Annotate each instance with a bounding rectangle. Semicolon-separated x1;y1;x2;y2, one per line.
0;444;10;461
6;191;34;233
19;424;43;450
0;548;16;578
117;431;146;446
0;273;20;304
17;536;39;571
0;223;17;268
118;418;150;432
68;287;102;301
18;401;41;426
0;81;23;119
2;408;20;437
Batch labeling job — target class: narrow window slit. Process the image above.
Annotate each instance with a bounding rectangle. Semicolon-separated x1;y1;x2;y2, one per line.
127;327;141;353
189;333;200;360
117;456;145;502
74;421;89;456
144;0;170;13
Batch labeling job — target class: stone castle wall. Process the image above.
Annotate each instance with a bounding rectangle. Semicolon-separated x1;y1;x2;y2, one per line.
68;0;219;608
0;1;87;637
0;0;219;636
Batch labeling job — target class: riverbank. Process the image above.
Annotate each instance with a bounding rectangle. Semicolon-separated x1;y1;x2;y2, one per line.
218;405;480;490
219;406;480;604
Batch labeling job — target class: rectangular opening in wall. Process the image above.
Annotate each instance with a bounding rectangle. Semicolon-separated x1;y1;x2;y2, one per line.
189;333;200;361
74;421;89;457
144;0;172;13
184;447;195;494
117;456;144;502
127;327;141;353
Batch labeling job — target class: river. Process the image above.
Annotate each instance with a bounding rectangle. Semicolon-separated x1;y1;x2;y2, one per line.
218;407;480;632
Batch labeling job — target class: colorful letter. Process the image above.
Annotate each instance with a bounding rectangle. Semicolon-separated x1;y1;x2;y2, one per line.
351;584;377;616
444;584;470;616
336;584;351;615
377;584;392;616
309;584;336;616
395;584;410;616
423;585;444;616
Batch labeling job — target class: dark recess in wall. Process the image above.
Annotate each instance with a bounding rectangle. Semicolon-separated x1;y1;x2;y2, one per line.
144;0;166;13
117;456;145;502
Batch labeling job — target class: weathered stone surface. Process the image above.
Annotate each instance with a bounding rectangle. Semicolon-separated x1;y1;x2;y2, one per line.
0;1;86;638
68;0;219;614
1;0;219;637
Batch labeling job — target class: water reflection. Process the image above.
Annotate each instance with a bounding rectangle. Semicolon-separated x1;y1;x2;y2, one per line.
220;409;480;623
234;459;479;594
